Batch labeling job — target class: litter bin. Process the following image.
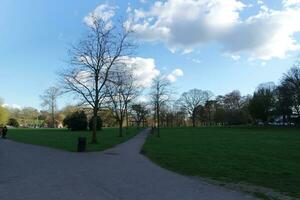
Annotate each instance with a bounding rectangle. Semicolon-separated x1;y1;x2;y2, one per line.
77;137;86;152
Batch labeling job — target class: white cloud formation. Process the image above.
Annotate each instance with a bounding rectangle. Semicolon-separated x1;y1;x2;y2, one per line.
127;0;244;50
126;0;300;60
122;56;160;87
221;8;300;60
231;55;241;61
282;0;300;7
191;58;202;64
2;104;22;109
166;68;184;82
84;4;116;28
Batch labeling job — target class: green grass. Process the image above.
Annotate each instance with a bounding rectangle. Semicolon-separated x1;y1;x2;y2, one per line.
142;127;300;198
8;128;140;152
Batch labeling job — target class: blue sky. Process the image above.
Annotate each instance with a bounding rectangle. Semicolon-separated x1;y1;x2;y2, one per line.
0;0;299;109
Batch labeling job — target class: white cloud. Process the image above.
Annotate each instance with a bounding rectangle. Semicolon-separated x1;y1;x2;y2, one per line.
2;104;22;109
140;0;147;3
125;0;300;60
84;4;116;28
232;55;241;61
127;0;245;51
191;58;202;64
166;68;184;82
283;0;300;7
122;56;160;88
261;61;267;66
221;8;300;60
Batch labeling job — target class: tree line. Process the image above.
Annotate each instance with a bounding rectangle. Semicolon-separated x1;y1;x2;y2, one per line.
1;16;299;142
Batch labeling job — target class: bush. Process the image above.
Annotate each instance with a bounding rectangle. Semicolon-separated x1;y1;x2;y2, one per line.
7;118;19;127
0;106;8;126
89;116;102;131
63;111;88;131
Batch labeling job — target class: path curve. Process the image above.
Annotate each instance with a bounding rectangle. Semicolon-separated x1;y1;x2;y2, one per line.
0;129;257;200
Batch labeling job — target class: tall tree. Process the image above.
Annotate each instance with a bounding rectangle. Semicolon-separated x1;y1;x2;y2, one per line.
106;68;137;137
60;17;133;143
177;89;213;127
215;91;250;125
40;87;61;128
281;66;300;120
249;83;276;123
150;76;172;137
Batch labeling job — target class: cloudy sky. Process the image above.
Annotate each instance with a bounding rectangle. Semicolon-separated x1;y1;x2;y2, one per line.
1;0;300;109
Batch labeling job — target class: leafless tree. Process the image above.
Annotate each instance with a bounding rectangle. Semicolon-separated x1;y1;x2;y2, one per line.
281;66;300;116
105;68;138;137
177;89;213;127
60;17;133;143
40;87;61;128
131;103;149;128
150;76;172;137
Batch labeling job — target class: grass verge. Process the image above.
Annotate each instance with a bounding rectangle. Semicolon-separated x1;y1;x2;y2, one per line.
8;128;140;152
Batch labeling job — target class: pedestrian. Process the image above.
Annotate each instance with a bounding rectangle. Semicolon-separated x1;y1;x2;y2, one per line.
2;126;8;138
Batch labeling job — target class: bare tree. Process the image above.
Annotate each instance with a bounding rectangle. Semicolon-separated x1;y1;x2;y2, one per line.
177;89;213;127
281;66;300;116
131;103;149;128
105;68;138;137
118;68;140;132
40;87;61;128
150;76;172;137
60;17;133;143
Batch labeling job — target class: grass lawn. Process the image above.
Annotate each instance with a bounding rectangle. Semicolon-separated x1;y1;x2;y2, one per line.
8;128;140;152
142;127;300;198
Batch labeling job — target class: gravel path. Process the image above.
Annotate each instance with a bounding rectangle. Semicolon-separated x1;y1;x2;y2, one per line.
0;129;257;200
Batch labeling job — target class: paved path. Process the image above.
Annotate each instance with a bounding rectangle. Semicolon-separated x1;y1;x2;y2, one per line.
0;129;256;200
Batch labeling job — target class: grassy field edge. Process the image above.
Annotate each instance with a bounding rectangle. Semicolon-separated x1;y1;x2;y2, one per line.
142;127;300;199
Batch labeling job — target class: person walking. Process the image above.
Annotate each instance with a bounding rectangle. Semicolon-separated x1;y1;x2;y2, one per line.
2;126;8;138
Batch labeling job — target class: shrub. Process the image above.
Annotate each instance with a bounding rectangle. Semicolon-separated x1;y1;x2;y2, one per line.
63;111;88;131
0;106;8;126
89;116;102;131
7;118;19;127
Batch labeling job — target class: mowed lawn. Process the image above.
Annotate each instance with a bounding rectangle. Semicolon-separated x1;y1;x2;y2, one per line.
8;128;140;152
142;127;300;198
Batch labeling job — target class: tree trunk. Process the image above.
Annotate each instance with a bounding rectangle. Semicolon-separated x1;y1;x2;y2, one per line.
51;103;55;128
91;108;98;144
119;119;123;137
125;104;129;131
157;103;160;137
192;116;196;127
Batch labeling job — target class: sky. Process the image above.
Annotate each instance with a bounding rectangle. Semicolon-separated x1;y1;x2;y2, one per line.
1;0;300;110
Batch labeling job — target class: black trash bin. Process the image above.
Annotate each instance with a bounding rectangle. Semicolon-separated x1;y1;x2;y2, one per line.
77;137;86;152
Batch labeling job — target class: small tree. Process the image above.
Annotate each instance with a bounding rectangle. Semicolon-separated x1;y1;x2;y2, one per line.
7;118;19;128
131;103;149;128
150;76;172;137
0;105;9;126
40;87;61;128
63;111;88;131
